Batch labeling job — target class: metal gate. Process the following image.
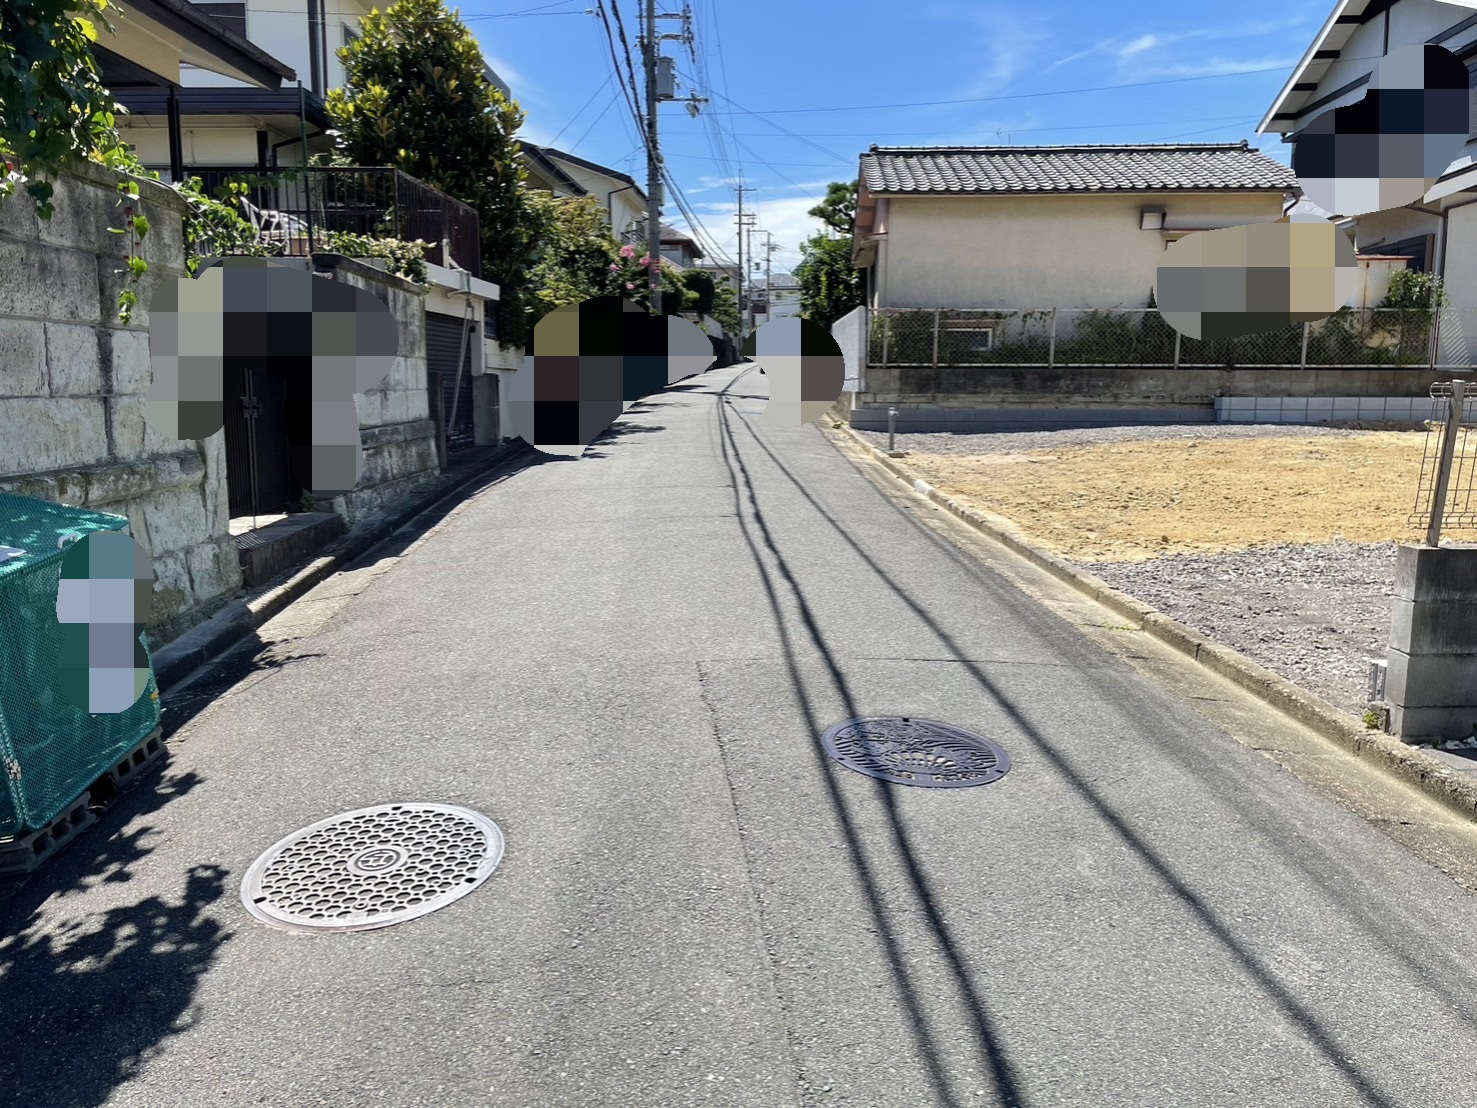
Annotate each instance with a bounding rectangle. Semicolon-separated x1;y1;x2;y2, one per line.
223;365;297;518
426;311;477;453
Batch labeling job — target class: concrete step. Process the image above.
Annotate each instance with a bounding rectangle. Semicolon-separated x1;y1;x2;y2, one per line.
235;512;346;588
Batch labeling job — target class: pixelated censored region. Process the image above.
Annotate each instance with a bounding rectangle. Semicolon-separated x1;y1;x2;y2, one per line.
1291;44;1470;219
147;257;399;495
53;531;155;715
508;296;715;457
1155;222;1359;341
740;318;846;427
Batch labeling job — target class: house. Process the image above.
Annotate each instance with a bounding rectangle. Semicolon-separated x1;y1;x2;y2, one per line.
751;272;801;327
851;142;1297;312
836;140;1447;432
659;224;705;269
1259;0;1477;365
115;0;514;179
516;144;649;242
103;0;512;463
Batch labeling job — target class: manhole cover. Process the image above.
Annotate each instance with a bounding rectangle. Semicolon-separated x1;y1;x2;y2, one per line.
240;803;504;934
820;718;1011;787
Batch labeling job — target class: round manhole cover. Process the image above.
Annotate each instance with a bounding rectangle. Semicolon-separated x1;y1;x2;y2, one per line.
240;803;505;934
821;718;1011;788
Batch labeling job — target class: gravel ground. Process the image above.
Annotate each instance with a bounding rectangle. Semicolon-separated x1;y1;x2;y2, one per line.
851;420;1425;457
853;423;1402;717
1077;539;1395;717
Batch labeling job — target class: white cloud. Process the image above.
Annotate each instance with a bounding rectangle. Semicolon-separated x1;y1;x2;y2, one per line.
1138;55;1302;78
677;191;840;274
1118;34;1159;58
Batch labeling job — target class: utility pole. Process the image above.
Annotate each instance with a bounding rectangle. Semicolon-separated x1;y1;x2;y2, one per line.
641;1;704;316
736;204;756;332
761;230;776;321
733;184;754;331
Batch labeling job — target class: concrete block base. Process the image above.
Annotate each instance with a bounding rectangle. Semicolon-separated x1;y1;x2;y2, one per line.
1385;543;1477;743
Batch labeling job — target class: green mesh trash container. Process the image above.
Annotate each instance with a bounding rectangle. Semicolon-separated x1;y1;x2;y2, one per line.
0;492;162;840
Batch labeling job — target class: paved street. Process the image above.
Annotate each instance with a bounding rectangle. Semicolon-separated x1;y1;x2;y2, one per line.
6;362;1477;1108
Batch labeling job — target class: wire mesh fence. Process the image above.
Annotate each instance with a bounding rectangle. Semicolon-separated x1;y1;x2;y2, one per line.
1407;380;1477;540
867;307;1447;368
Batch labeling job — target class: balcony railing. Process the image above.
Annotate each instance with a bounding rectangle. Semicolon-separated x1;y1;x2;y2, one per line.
177;165;481;277
867;307;1455;369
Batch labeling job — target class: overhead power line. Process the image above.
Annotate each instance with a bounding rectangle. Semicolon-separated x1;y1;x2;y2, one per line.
695;54;1400;115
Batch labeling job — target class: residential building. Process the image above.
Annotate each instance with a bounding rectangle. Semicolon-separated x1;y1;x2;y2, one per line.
516;144;649;241
752;272;801;327
851;142;1297;312
1259;0;1477;364
658;224;704;269
116;1;512;179
835;139;1446;432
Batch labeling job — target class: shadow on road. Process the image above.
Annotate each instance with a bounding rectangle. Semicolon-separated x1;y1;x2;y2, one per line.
713;368;1411;1108
0;763;227;1108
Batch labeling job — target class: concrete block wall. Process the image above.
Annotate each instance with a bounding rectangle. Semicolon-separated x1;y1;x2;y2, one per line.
0;159;241;646
308;255;441;528
1215;396;1441;423
1384;543;1477;742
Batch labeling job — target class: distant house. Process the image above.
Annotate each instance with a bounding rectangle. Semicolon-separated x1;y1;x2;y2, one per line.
1259;0;1477;364
517;144;649;242
751;272;801;326
658;224;705;269
851;142;1297;312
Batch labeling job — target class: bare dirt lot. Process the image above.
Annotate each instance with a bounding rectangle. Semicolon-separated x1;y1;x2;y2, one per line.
853;423;1477;720
900;430;1441;563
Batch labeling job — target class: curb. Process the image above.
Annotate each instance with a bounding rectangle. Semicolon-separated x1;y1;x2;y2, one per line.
152;442;538;692
835;424;1477;828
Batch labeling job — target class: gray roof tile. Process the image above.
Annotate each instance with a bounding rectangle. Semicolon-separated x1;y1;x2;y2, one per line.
861;142;1298;194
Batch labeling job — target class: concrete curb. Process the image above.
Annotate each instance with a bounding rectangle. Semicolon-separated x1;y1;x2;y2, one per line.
835;425;1477;827
152;442;538;691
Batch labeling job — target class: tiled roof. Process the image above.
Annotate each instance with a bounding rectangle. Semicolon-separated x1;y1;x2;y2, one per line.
860;142;1298;194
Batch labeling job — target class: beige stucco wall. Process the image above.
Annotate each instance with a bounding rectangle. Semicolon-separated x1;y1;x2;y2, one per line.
0;160;240;645
880;191;1286;310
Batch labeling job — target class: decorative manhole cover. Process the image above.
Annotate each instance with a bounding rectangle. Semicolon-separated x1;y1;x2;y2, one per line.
820;718;1011;788
240;803;504;934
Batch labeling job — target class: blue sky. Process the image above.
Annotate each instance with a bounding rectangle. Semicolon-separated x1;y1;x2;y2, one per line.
460;0;1337;275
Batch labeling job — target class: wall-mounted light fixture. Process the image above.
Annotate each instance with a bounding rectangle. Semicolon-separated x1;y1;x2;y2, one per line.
1140;207;1166;230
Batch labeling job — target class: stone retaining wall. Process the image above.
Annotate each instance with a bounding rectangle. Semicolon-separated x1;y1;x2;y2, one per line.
0;159;240;646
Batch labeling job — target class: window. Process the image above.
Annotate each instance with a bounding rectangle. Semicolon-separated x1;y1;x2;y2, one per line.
343;23;361;48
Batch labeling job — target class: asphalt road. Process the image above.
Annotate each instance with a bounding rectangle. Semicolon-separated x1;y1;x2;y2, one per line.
5;362;1477;1108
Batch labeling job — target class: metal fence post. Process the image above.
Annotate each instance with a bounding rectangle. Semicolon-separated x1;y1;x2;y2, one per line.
1172;328;1181;370
932;308;941;366
1047;307;1058;369
1300;321;1310;370
1427;379;1467;547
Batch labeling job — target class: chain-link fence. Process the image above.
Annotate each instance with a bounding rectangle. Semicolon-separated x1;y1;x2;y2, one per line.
867;307;1447;369
1408;379;1477;542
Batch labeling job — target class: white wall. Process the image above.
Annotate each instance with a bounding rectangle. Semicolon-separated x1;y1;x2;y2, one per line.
1438;201;1477;366
180;0;370;93
880;191;1284;309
